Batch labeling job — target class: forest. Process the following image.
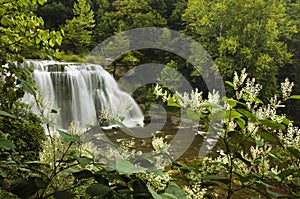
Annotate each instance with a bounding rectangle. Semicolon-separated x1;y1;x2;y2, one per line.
1;0;300;198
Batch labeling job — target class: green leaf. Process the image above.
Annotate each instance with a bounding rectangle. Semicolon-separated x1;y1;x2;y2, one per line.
237;109;257;122
225;81;235;88
236;117;246;129
278;168;296;179
20;78;36;96
266;189;289;198
160;193;178;199
167;97;181;108
58;129;82;143
254;180;275;189
164;182;187;199
53;191;75;199
178;163;196;171
226;109;243;119
147;185;162;199
116;158;147;175
76;157;93;167
253;98;264;104
257;131;277;142
290;95;300;100
86;184;111;197
287;147;300;159
202;175;230;184
73;170;94;180
282;117;291;125
0;138;16;150
49;39;55;47
34;177;47;190
259;119;286;130
10;179;37;199
267;171;281;181
37;0;45;5
0;110;17;118
112;120;134;135
255;139;264;147
223;97;237;107
186;108;199;120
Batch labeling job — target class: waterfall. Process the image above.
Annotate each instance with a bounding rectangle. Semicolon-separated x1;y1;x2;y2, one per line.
23;60;144;129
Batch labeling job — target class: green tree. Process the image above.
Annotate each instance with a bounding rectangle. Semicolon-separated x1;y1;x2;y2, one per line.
91;0;113;45
157;60;183;90
108;0;167;33
36;1;74;29
0;0;62;184
62;0;95;53
183;0;298;98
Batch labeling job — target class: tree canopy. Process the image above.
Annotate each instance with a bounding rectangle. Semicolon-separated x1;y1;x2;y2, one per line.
183;0;298;98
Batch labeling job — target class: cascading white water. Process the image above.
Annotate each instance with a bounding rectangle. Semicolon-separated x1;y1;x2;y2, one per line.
23;60;144;129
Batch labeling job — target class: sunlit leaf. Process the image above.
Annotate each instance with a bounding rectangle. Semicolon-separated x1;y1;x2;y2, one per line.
0;138;16;149
290;95;300;100
0;110;16;118
225;81;235;88
58;129;82;143
186;108;199;120
116;158;147;174
147;185;162;199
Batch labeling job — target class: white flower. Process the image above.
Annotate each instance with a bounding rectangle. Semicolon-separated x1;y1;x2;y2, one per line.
208;89;220;104
233;68;247;89
138;172;170;192
237;78;262;105
152;136;169;152
281;78;294;100
184;182;207;199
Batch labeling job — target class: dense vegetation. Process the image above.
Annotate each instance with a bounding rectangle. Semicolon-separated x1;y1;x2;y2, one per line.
0;0;300;198
37;0;300;119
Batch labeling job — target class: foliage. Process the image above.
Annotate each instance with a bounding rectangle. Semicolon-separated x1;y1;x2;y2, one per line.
36;1;73;29
61;0;95;54
155;69;300;198
183;0;298;98
1;118;186;198
157;60;183;91
0;0;63;64
0;0;62;196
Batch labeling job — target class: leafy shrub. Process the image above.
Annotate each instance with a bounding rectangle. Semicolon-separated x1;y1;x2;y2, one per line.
155;69;300;198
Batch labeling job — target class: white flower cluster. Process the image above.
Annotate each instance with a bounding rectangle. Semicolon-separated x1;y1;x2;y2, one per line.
120;138;135;152
184;181;207;199
154;84;221;116
279;124;300;151
154;84;170;102
281;78;294;100
138;172;170;192
182;171;207;199
151;136;173;169
82;141;100;160
248;144;273;176
237;78;262;109
152;136;170;152
255;104;277;120
233;68;247;89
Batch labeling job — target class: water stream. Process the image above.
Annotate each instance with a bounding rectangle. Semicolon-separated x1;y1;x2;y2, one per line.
23;60;144;129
